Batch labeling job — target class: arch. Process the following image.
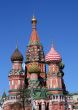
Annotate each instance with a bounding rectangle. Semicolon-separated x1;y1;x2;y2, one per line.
39;103;41;110
10;102;22;110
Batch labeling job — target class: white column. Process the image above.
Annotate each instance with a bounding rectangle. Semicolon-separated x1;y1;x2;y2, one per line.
49;100;52;110
35;101;39;110
58;95;60;102
69;104;73;110
41;100;45;110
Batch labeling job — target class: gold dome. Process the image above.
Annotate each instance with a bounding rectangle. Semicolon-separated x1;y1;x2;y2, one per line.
28;63;40;73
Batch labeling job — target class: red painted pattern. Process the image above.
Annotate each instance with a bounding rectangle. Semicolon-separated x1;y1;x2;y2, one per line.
45;47;61;62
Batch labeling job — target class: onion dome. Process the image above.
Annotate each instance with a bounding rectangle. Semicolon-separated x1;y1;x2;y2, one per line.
59;61;64;69
11;47;23;62
28;63;41;73
45;47;62;63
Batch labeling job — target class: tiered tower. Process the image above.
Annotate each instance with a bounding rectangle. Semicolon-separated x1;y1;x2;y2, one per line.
26;16;46;86
8;46;25;95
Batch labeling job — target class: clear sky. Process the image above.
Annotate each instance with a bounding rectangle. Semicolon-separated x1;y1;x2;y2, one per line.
0;0;78;95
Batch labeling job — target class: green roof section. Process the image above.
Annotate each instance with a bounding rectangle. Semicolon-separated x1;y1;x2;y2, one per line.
2;91;6;99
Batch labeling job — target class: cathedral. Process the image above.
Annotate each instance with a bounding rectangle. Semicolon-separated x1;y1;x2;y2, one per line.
0;16;78;110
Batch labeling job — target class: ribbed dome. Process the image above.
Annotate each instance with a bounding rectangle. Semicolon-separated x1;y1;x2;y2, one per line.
28;63;40;73
45;47;61;63
11;48;23;62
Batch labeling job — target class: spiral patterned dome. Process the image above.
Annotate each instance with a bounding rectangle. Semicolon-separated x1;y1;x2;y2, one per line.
11;48;23;62
28;63;41;73
45;47;61;63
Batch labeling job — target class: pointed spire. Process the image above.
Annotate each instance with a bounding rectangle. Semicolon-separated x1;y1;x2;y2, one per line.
31;15;37;30
2;91;6;99
28;15;40;45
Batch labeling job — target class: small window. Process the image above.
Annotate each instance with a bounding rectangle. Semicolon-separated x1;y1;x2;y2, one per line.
12;80;14;85
18;80;20;85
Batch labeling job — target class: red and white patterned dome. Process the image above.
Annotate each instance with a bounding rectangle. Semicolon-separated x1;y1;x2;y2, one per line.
45;47;62;63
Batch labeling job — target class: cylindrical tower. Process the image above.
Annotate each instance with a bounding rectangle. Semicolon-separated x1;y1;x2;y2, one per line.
28;62;41;88
45;46;66;94
8;47;25;95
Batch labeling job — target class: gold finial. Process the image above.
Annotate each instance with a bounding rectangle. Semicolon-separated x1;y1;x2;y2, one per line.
31;15;37;30
32;15;37;23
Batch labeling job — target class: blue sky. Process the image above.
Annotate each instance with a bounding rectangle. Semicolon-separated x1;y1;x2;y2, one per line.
0;0;78;95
